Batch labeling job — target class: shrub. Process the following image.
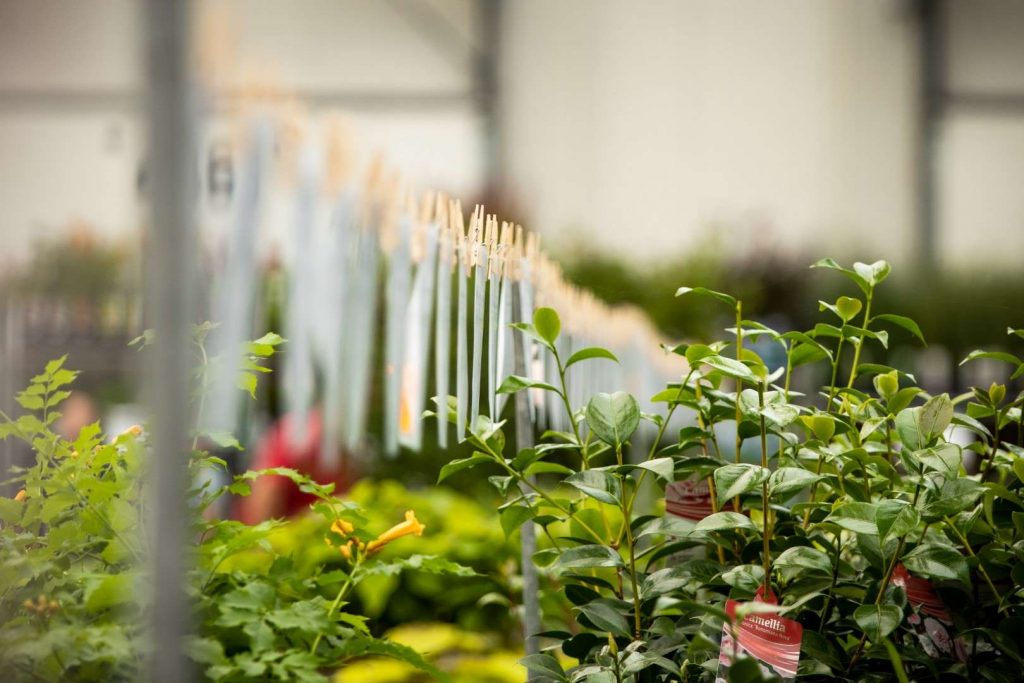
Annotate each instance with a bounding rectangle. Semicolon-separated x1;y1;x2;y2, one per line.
450;259;1024;682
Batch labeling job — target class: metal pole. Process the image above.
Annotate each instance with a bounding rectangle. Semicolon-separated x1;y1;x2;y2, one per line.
143;1;197;681
916;0;943;272
511;285;541;678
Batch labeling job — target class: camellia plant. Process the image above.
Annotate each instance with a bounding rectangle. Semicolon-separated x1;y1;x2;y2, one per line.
0;330;475;682
444;258;1024;682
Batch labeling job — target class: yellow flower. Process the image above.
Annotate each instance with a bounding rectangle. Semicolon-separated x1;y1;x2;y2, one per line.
365;510;425;556
14;489;26;502
331;519;355;536
123;425;143;438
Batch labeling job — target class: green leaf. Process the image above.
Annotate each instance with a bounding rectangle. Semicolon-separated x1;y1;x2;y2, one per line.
853;260;891;287
585;392;640;448
437;453;492;483
960;349;1022;367
565;347;619;369
835;296;863;322
576;601;631;637
875;500;920;542
773;546;832;576
854;604;902;641
534;307;561;344
497;375;560;394
826;502;878;535
499;504;535;539
674;286;737;307
85;573;136;611
201;429;242;450
557;544;623;569
520;653;566;681
810;258;870;294
525;461;574;476
714;463;770;501
916;443;962;477
694;511;756;533
873;314;926;345
359;555;479;578
623;456;675;483
919;393;953;441
894;407;924;451
565;470;622;505
921;479;982;520
902;543;969;585
768;467;821;499
699;355;758;382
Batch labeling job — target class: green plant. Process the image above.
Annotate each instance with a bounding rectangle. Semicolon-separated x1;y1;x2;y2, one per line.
0;334;475;681
446;259;1024;682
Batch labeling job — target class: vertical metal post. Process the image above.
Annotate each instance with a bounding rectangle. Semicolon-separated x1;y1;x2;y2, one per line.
511;285;541;677
917;0;944;271
477;0;504;190
144;1;197;681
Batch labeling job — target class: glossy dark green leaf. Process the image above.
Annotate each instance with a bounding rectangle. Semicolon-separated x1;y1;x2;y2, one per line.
854;604;902;641
715;463;770;501
902;543;969;585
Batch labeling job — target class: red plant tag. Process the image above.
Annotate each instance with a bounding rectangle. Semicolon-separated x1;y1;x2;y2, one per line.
892;564;967;661
665;478;714;521
716;592;803;682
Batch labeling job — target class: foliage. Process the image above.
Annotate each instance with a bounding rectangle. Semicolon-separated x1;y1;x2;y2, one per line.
448;259;1024;682
223;478;521;638
0;335;475;681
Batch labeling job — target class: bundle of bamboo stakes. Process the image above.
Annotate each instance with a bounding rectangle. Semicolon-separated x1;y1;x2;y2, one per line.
200;111;679;465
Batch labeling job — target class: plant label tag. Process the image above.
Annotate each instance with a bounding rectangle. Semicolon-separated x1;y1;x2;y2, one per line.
665;478;714;521
892;564;967;661
716;593;802;683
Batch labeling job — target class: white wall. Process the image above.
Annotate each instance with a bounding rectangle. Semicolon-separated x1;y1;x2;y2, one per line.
0;0;484;261
501;0;1024;268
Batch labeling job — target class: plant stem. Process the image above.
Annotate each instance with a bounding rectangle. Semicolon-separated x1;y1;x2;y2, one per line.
618;445;643;639
758;385;771;594
496;455;604;543
826;336;845;413
944;515;999;598
552;347;584;461
818;533;843;631
310;558;360;655
848;535;906;672
845;289;873;390
734;302;744;466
